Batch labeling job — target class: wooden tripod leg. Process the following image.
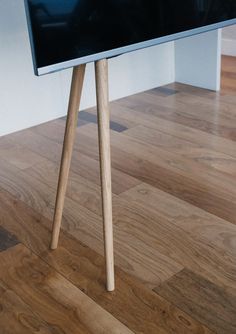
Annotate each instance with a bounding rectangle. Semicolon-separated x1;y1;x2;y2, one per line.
51;64;86;250
95;59;115;291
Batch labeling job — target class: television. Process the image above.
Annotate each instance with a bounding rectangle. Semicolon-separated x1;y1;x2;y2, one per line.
25;0;236;75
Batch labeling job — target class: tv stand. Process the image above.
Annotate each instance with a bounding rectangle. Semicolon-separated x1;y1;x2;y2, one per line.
50;59;115;292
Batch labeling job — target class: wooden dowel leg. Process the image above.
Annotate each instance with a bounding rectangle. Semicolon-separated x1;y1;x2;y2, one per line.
51;64;86;250
95;59;115;291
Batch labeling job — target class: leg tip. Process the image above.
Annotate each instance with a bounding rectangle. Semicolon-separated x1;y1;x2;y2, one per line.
50;240;58;250
106;282;115;292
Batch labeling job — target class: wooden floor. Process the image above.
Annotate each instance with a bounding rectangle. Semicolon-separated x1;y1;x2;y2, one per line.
0;55;236;333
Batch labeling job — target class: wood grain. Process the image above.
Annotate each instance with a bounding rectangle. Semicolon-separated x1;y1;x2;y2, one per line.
124;125;236;178
0;159;181;288
0;280;53;334
1;163;236;296
221;55;236;93
8;126;141;195
0;137;47;170
0;244;134;334
116;88;236;141
110;101;236;158
77;123;236;225
154;268;236;334
0;190;213;334
120;182;236;293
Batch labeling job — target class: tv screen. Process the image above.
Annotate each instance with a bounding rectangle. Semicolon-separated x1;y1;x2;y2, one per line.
25;0;236;75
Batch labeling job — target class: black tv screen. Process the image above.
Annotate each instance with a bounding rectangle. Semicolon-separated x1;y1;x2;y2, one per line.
25;0;236;75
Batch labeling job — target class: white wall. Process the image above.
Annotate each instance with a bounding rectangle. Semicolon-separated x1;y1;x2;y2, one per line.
0;0;175;136
222;26;236;56
61;44;175;115
175;30;222;91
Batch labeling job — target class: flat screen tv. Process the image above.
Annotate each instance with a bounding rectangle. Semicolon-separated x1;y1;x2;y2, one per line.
25;0;236;75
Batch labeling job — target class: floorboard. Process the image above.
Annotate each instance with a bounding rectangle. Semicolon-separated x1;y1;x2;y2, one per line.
154;268;236;334
0;190;212;334
0;243;134;334
0;280;53;334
